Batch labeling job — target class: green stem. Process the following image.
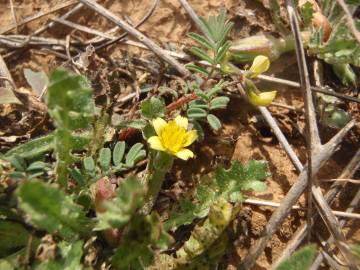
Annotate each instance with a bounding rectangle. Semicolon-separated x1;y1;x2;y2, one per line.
55;128;73;188
90;112;110;157
141;152;174;214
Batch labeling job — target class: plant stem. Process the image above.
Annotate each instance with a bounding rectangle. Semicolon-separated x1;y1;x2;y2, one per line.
141;152;173;214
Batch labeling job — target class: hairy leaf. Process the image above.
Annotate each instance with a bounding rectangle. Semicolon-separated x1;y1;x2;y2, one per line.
141;97;165;119
207;114;222;131
112;213;173;269
275;244;317;270
17;181;91;240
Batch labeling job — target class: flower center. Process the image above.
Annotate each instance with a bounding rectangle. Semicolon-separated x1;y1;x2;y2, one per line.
159;121;187;153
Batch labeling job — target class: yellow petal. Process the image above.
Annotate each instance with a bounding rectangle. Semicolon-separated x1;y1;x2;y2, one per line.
175;149;194;160
147;136;165;151
248;90;277;107
152;118;167;136
174;115;188;130
183;130;198;147
249;55;270;78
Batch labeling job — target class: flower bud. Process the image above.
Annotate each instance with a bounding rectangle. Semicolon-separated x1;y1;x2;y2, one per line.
248;55;270;78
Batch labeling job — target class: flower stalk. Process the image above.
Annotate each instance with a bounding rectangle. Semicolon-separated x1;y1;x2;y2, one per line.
142;116;197;214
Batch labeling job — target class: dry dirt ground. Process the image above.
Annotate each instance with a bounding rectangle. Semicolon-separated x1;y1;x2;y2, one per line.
1;0;360;269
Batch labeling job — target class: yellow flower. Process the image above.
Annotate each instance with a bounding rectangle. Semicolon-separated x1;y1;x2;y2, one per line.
248;55;270;78
248;89;277;107
147;115;197;160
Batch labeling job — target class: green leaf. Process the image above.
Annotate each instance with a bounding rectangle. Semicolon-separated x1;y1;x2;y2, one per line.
116;119;147;130
275;244;317;270
125;143;146;167
165;184;217;231
26;161;50;172
210;96;230;110
300;1;314;26
36;241;83;270
83;156;95;173
194;89;210;101
187;108;208;119
215;160;268;202
112;213;173;269
189;99;209;110
96;176;145;230
8;156;26;171
188;32;214;50
206;80;227;99
47;69;94;130
190;47;214;64
0;220;30;257
113;141;126;166
198;17;215;41
141;97;165;119
215;41;231;63
185;64;209;76
192;120;205;141
323;104;351;129
207;114;222;131
70;167;85;186
98;148;111;172
332;63;356;86
58;240;83;270
5;134;54;160
17;181;91;240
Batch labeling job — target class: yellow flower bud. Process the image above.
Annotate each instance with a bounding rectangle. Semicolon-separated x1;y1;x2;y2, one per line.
248;55;270;78
248;89;277;107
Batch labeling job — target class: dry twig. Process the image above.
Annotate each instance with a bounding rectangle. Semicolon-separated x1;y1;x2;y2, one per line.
336;0;360;44
0;0;77;34
239;1;357;268
78;0;190;77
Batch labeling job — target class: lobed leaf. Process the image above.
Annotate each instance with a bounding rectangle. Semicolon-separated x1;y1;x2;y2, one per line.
141;97;165;119
17;181;91;240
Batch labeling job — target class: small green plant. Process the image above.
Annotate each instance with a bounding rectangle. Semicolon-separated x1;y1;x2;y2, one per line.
186;80;229;134
0;10;281;270
186;9;234;81
46;69;95;187
147;160;268;269
74;142;146;187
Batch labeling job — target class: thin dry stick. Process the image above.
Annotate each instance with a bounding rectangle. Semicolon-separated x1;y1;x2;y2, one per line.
9;0;18;33
238;120;354;270
244;198;360;219
273;147;360;268
287;0;318;243
310;188;360;270
0;54;15;86
287;1;355;265
0;0;77;34
336;0;360;44
90;0;159;50
240;82;304;172
50;17;116;40
178;0;213;42
238;1;356;267
33;3;84;36
78;0;190;77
